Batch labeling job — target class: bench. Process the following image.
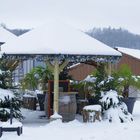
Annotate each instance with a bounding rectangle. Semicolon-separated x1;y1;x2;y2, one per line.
0;126;22;137
0;102;23;137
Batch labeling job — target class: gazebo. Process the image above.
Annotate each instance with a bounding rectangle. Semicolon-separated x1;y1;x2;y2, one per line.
1;21;122;118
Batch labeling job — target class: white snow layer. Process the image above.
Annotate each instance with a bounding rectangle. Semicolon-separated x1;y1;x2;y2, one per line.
83;105;101;111
105;105;133;123
0;119;22;128
0;88;15;100
50;111;62;119
116;47;140;60
59;96;71;104
1;21;121;56
82;75;96;83
100;90;119;107
0;101;140;140
1;101;140;140
0;27;17;43
68;63;81;69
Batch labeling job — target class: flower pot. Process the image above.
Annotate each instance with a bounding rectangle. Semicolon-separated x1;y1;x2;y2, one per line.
37;94;45;111
88;96;101;105
122;97;136;114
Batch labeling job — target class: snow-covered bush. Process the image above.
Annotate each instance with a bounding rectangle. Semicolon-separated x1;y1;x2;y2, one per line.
85;63;119;98
0;59;23;122
0;61;12;89
0;88;23;122
100;90;133;123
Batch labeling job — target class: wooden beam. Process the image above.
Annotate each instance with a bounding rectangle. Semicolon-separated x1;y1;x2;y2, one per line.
45;60;54;72
53;58;59;113
59;59;69;72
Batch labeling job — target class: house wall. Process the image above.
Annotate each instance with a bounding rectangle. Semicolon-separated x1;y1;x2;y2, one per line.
117;53;140;75
68;63;96;81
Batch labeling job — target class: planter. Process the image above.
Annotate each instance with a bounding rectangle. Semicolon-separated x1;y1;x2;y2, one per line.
59;92;77;122
88;96;101;105
23;96;36;110
37;94;45;111
122;97;136;114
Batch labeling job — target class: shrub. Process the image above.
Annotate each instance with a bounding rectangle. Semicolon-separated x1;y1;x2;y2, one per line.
0;89;23;122
100;90;133;123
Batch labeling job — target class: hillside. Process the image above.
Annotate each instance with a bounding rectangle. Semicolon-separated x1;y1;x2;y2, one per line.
7;28;30;36
0;24;30;36
87;27;140;49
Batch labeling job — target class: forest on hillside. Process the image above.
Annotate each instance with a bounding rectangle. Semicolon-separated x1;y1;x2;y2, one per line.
0;23;30;36
87;27;140;49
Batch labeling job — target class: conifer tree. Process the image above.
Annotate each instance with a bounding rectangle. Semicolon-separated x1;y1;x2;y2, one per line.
0;60;12;89
0;59;23;121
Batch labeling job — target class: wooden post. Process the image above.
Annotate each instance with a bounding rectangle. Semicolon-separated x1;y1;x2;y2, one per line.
53;59;59;113
108;62;112;76
46;58;69;115
105;62;112;76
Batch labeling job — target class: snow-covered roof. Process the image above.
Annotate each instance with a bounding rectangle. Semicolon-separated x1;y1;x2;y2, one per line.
1;21;121;58
68;63;81;69
116;47;140;60
82;75;96;83
0;27;17;43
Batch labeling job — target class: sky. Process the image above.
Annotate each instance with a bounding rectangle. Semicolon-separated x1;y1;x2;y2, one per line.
0;0;140;34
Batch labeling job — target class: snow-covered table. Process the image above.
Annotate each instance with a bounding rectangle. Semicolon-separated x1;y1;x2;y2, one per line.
82;105;102;122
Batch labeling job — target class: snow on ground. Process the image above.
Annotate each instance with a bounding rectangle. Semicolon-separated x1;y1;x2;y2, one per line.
21;108;48;126
1;101;140;140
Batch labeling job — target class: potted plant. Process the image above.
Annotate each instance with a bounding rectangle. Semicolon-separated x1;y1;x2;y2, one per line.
73;63;110;106
100;90;133;122
113;64;140;114
21;66;53;111
81;63;140;114
86;63;116;105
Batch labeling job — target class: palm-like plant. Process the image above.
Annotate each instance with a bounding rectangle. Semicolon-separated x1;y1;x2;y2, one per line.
38;66;53;91
21;66;53;91
113;64;140;98
21;71;38;90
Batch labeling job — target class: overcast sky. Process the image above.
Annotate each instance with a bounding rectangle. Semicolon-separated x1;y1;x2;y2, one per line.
0;0;140;34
